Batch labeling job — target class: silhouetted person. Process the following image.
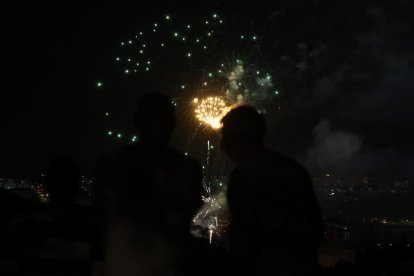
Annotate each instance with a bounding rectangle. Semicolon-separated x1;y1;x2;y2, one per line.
45;156;80;207
98;92;203;276
134;91;176;146
221;106;323;276
4;156;103;276
0;189;29;238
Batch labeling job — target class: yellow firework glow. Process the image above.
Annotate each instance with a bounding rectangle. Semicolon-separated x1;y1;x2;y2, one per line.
194;96;230;129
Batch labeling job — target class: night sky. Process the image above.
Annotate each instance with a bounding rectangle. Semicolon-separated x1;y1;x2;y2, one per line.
2;0;414;178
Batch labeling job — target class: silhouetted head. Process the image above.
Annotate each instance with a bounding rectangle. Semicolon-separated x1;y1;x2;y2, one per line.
45;156;80;206
221;106;265;162
133;92;175;145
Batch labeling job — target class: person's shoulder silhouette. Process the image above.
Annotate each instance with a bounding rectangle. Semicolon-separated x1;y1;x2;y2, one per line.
221;106;322;276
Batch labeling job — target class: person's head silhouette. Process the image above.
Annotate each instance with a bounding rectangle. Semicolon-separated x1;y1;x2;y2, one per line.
221;106;265;162
45;156;80;206
133;92;175;145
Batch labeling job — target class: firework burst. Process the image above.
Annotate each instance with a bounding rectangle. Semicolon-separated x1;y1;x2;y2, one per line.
194;96;231;129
